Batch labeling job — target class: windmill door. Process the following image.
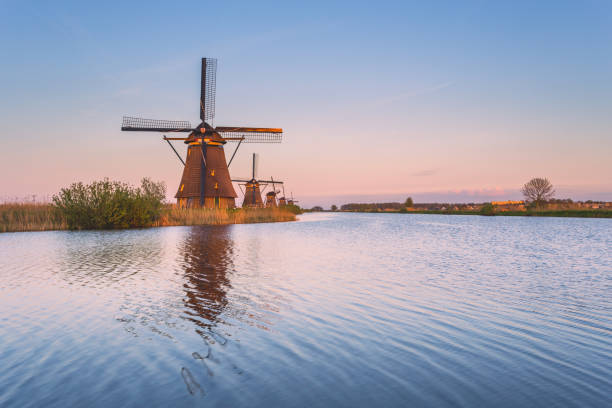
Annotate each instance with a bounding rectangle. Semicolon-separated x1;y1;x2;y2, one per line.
214;196;220;208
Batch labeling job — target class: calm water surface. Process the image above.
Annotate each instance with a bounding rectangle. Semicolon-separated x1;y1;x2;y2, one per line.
1;213;611;407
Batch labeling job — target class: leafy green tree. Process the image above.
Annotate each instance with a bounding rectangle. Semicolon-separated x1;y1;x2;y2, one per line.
405;197;414;207
331;205;338;211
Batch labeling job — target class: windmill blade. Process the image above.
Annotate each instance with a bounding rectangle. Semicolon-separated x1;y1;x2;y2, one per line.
253;153;259;179
231;179;251;183
216;127;282;143
200;58;217;122
121;116;193;132
257;179;283;184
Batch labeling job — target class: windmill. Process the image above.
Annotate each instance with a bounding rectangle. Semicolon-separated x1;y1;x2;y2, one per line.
278;183;288;206
232;153;283;208
121;58;282;208
265;177;281;208
287;191;299;206
277;184;298;206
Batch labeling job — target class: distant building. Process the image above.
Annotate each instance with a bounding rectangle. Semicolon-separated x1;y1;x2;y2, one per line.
492;200;525;211
491;200;524;206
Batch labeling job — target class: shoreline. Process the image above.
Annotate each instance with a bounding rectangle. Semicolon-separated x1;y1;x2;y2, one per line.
0;205;299;233
326;209;612;219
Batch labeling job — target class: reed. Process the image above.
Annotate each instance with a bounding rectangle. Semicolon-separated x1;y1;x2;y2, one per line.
0;203;67;232
157;206;296;226
1;203;296;232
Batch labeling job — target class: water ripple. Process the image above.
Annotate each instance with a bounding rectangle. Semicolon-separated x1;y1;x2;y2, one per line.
0;214;610;407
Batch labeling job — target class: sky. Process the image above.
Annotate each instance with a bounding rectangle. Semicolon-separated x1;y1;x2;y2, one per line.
1;0;611;208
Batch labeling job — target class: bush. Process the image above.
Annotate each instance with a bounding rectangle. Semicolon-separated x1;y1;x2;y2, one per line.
480;203;495;216
52;178;166;229
283;204;303;214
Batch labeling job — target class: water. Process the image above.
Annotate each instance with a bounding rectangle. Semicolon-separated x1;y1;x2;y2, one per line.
0;213;610;407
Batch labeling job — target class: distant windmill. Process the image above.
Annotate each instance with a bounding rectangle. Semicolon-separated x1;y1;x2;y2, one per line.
287;191;299;206
232;153;283;208
265;177;282;207
278;184;288;206
121;58;282;208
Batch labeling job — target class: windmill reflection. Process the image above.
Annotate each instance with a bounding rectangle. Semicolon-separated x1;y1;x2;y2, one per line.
180;225;235;336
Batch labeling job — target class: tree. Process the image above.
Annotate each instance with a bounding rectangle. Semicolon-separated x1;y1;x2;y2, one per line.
311;206;323;212
331;205;338;211
405;197;414;207
521;178;554;207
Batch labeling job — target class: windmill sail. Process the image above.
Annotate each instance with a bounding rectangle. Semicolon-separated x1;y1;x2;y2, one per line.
200;58;217;122
216;127;282;143
253;153;259;179
121;116;192;132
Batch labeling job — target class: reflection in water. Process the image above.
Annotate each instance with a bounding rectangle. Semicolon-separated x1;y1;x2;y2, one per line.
180;226;234;338
178;226;247;396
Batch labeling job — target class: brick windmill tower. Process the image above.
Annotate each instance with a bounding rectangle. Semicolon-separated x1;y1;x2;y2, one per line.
121;58;282;208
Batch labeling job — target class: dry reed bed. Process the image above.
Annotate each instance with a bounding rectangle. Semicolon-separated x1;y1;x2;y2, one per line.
0;203;296;233
0;203;67;232
157;207;296;226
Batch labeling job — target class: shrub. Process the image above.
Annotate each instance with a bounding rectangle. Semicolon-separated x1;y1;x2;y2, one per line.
480;203;495;216
52;178;166;229
284;204;303;214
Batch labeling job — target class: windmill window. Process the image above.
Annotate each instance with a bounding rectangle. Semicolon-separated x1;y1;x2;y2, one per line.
211;169;215;176
214;182;219;189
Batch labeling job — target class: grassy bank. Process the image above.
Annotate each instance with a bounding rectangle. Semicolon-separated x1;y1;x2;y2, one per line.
486;209;612;218
339;208;612;218
1;203;296;233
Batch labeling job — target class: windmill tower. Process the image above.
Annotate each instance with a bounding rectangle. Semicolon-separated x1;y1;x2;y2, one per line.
121;58;282;208
233;154;282;208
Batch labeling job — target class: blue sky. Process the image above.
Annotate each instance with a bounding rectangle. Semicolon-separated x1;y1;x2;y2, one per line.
1;0;611;206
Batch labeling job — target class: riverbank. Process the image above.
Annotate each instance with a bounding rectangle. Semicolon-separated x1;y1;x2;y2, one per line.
1;203;297;233
335;209;612;218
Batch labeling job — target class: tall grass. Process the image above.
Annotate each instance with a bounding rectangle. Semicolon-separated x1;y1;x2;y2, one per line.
1;202;296;232
157;206;296;226
0;203;67;232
